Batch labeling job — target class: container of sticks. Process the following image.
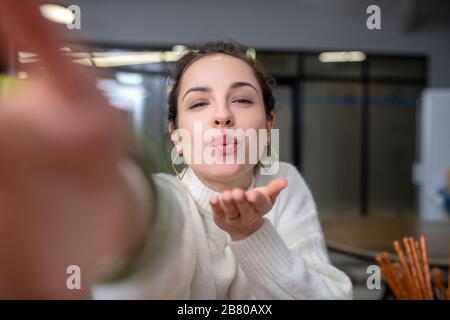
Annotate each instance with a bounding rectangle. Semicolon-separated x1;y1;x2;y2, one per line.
376;235;449;300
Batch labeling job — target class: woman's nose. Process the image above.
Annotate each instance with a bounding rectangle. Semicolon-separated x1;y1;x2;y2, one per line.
213;105;234;128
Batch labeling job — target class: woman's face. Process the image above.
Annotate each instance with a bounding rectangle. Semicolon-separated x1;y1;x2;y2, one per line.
171;53;273;186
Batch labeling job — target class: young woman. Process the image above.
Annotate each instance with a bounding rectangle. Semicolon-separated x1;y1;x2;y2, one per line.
0;2;351;299
93;41;353;299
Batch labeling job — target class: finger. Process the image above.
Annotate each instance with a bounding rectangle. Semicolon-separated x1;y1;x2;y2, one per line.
232;189;259;225
210;196;225;218
232;189;256;215
0;1;97;98
220;191;240;220
246;190;272;215
0;1;65;72
210;196;227;230
263;178;288;203
0;29;7;69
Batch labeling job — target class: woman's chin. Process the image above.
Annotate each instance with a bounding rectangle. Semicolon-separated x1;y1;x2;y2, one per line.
210;163;242;177
200;163;251;180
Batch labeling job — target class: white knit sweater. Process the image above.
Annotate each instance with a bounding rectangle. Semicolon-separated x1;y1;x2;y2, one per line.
93;162;352;299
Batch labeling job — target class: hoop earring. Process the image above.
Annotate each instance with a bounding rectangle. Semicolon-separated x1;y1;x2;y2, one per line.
171;153;187;180
259;144;279;171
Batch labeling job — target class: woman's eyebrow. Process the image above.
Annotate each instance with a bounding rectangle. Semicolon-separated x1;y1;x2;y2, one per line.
229;81;258;93
182;86;211;101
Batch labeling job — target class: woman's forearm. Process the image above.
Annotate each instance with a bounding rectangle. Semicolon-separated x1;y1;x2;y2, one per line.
96;160;155;282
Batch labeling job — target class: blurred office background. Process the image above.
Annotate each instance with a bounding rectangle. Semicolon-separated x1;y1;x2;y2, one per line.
2;0;450;299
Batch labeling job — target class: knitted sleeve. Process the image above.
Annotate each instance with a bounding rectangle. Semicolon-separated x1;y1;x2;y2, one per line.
229;162;353;299
91;168;186;299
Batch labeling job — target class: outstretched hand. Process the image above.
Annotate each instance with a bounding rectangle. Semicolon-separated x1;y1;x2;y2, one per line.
210;178;288;241
0;0;142;299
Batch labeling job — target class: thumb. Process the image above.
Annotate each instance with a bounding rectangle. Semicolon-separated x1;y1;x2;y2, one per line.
263;178;288;203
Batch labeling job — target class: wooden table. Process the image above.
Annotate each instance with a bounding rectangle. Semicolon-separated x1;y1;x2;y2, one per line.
321;215;450;268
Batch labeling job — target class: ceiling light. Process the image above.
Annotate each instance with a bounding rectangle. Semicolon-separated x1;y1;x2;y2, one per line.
40;4;75;25
318;51;366;63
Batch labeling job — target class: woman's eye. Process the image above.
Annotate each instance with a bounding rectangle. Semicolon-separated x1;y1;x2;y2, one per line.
190;102;209;109
233;98;253;104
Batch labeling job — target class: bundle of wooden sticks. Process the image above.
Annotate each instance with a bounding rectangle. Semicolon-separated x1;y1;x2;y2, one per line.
376;235;449;300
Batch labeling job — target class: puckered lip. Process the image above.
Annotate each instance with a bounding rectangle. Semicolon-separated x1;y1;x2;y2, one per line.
209;134;239;147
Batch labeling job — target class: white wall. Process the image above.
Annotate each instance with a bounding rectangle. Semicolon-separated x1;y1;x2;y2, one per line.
67;0;450;86
418;89;450;220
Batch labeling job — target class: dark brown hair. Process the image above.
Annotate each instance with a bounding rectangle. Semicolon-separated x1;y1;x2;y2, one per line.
167;40;276;126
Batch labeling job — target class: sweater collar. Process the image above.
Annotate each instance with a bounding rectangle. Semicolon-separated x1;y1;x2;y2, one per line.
180;167;256;215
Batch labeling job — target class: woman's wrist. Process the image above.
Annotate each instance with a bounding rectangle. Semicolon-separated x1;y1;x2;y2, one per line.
118;159;153;255
93;159;154;283
229;218;264;241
